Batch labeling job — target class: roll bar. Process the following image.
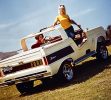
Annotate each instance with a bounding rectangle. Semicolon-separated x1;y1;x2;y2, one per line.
20;26;60;51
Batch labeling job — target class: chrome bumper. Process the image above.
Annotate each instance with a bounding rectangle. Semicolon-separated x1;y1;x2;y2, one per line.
0;71;51;87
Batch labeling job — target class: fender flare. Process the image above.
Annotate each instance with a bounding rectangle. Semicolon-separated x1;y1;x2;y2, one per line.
59;58;74;70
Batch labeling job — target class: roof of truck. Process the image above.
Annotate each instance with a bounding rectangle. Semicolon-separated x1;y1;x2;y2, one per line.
22;26;61;40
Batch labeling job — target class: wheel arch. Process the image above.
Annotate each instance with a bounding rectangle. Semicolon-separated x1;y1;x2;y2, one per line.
58;58;74;73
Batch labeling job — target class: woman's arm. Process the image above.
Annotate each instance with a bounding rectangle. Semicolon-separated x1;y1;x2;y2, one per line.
53;21;60;26
68;16;81;29
70;19;81;29
53;16;60;26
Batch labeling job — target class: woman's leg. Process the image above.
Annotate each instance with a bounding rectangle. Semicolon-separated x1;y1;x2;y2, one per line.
65;26;75;39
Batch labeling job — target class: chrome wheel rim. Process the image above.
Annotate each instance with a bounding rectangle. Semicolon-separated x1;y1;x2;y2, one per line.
63;64;73;81
100;47;108;59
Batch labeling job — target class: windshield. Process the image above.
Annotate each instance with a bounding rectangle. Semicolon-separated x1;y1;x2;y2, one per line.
26;29;63;50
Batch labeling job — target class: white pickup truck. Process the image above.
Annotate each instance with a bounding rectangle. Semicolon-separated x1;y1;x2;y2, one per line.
0;26;108;94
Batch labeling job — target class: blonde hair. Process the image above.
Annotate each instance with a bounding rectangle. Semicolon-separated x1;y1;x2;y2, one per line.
58;5;66;15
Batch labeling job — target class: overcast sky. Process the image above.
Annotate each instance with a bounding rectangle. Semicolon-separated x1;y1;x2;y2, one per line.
0;0;111;52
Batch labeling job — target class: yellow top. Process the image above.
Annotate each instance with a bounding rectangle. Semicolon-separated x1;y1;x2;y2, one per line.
55;14;71;29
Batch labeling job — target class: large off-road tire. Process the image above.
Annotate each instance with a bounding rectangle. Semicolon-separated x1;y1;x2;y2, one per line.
96;43;108;60
16;81;34;94
58;62;74;82
41;78;52;87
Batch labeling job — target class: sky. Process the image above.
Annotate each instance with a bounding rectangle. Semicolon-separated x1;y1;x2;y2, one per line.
0;0;111;52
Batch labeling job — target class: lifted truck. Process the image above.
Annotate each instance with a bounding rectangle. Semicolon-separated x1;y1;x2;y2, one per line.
0;26;108;94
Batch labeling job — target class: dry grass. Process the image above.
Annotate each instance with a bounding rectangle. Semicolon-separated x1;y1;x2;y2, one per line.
0;46;111;100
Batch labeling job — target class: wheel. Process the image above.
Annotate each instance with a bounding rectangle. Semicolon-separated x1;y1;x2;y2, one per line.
41;78;52;87
96;44;108;60
16;81;34;94
58;62;74;82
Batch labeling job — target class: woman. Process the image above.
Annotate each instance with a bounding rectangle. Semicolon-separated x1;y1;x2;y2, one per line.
53;5;82;39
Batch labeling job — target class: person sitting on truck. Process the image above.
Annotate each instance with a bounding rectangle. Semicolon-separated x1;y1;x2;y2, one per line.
52;4;87;41
31;34;45;49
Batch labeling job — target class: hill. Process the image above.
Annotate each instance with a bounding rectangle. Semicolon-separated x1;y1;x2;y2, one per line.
0;51;18;60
